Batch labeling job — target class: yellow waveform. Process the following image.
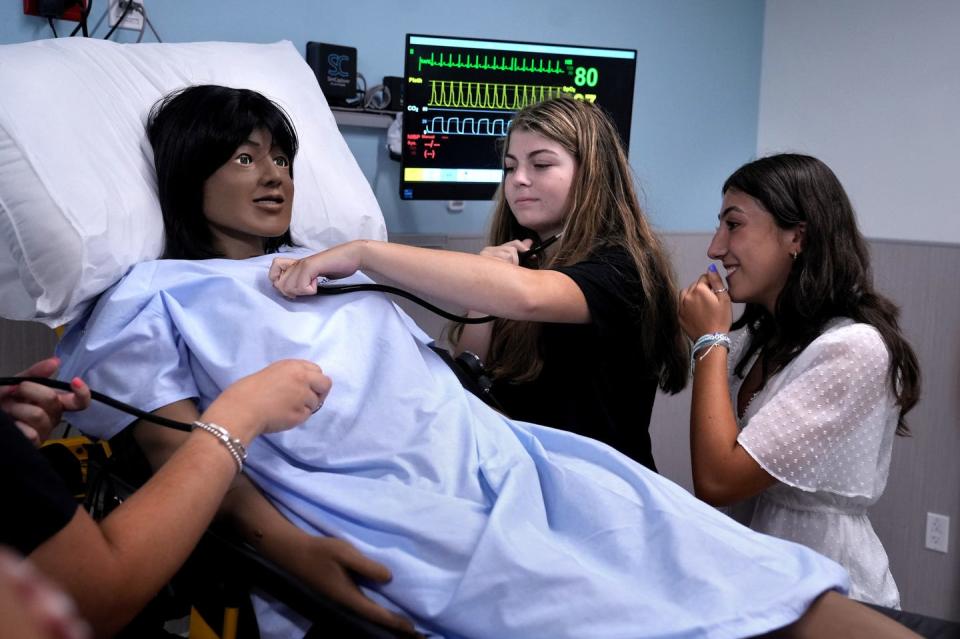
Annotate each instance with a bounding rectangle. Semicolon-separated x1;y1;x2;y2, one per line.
428;81;566;110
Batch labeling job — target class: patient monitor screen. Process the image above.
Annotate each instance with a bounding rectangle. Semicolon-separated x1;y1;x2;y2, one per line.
400;34;637;201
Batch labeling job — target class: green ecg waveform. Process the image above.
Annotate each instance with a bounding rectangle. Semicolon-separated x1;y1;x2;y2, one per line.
418;52;565;74
428;81;567;110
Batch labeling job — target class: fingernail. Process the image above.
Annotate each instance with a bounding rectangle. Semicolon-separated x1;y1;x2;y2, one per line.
708;263;718;273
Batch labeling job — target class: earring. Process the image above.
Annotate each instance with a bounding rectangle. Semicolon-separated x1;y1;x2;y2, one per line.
790;251;799;260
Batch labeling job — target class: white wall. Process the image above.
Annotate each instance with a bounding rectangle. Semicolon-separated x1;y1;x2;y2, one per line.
758;0;960;244
758;0;960;620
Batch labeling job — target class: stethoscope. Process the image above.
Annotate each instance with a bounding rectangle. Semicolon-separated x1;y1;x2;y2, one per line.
0;233;563;429
313;231;562;323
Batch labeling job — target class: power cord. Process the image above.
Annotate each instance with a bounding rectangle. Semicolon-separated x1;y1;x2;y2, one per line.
101;0;134;40
364;84;392;110
134;2;162;42
343;73;368;108
68;0;92;37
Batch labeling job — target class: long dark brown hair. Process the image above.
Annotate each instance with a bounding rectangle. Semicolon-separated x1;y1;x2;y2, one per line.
458;97;689;393
727;154;920;434
147;85;298;259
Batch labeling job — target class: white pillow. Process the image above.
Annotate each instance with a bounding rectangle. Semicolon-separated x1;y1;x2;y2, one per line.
0;38;387;327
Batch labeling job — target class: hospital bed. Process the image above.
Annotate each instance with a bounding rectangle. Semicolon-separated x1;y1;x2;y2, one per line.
0;36;398;637
2;36;959;639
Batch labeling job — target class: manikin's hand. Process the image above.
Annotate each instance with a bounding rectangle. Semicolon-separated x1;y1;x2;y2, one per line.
270;242;366;298
289;536;419;636
1;358;91;446
479;239;534;266
679;266;733;340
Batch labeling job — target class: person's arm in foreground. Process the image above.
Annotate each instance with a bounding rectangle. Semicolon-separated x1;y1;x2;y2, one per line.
679;268;775;505
0;546;90;639
132;388;416;635
28;360;337;638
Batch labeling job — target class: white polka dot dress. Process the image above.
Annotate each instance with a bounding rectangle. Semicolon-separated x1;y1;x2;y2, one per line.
730;319;901;608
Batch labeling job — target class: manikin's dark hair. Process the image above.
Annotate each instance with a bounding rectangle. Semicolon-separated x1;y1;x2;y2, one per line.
727;154;920;434
147;84;298;259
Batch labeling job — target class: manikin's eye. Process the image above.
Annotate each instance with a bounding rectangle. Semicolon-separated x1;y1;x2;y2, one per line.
274;155;290;168
236;153;254;166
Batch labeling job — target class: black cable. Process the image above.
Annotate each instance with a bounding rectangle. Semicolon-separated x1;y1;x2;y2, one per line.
0;284;493;432
518;232;562;267
69;0;92;37
315;283;496;324
102;0;133;40
0;376;192;432
48;18;59;37
140;4;161;42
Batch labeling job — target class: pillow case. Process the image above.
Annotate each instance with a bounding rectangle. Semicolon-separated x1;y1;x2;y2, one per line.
0;38;386;326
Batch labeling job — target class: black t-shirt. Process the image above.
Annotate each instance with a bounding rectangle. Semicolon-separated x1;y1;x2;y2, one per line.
490;246;659;471
0;411;78;555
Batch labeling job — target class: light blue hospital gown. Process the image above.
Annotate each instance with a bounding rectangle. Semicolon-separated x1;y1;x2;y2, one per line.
57;248;849;639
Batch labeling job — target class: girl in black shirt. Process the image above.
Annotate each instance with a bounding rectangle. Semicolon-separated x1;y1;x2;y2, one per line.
272;98;688;470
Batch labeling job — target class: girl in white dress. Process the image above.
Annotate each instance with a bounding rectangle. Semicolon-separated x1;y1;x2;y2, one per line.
679;153;921;608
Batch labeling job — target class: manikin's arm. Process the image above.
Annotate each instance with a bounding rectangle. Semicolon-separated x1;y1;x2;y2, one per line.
778;591;920;639
679;270;775;505
132;400;415;635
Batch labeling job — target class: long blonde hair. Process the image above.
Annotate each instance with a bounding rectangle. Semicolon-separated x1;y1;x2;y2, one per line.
465;97;689;392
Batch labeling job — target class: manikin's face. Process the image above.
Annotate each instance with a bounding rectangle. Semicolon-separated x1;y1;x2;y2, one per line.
707;188;803;314
202;127;293;259
503;129;577;239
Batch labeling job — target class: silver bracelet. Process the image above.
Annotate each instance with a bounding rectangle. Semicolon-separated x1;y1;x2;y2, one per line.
192;421;247;473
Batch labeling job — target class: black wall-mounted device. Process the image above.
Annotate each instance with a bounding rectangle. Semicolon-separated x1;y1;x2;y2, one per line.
382;75;404;111
306;41;358;106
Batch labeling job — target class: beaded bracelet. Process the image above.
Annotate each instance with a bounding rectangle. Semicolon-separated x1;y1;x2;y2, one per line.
690;332;732;369
192;421;247;473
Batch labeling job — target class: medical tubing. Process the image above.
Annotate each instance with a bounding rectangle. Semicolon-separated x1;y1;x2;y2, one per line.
315;283;497;324
0;376;192;432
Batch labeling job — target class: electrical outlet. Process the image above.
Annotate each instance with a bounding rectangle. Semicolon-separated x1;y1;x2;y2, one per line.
925;512;949;553
107;0;144;31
